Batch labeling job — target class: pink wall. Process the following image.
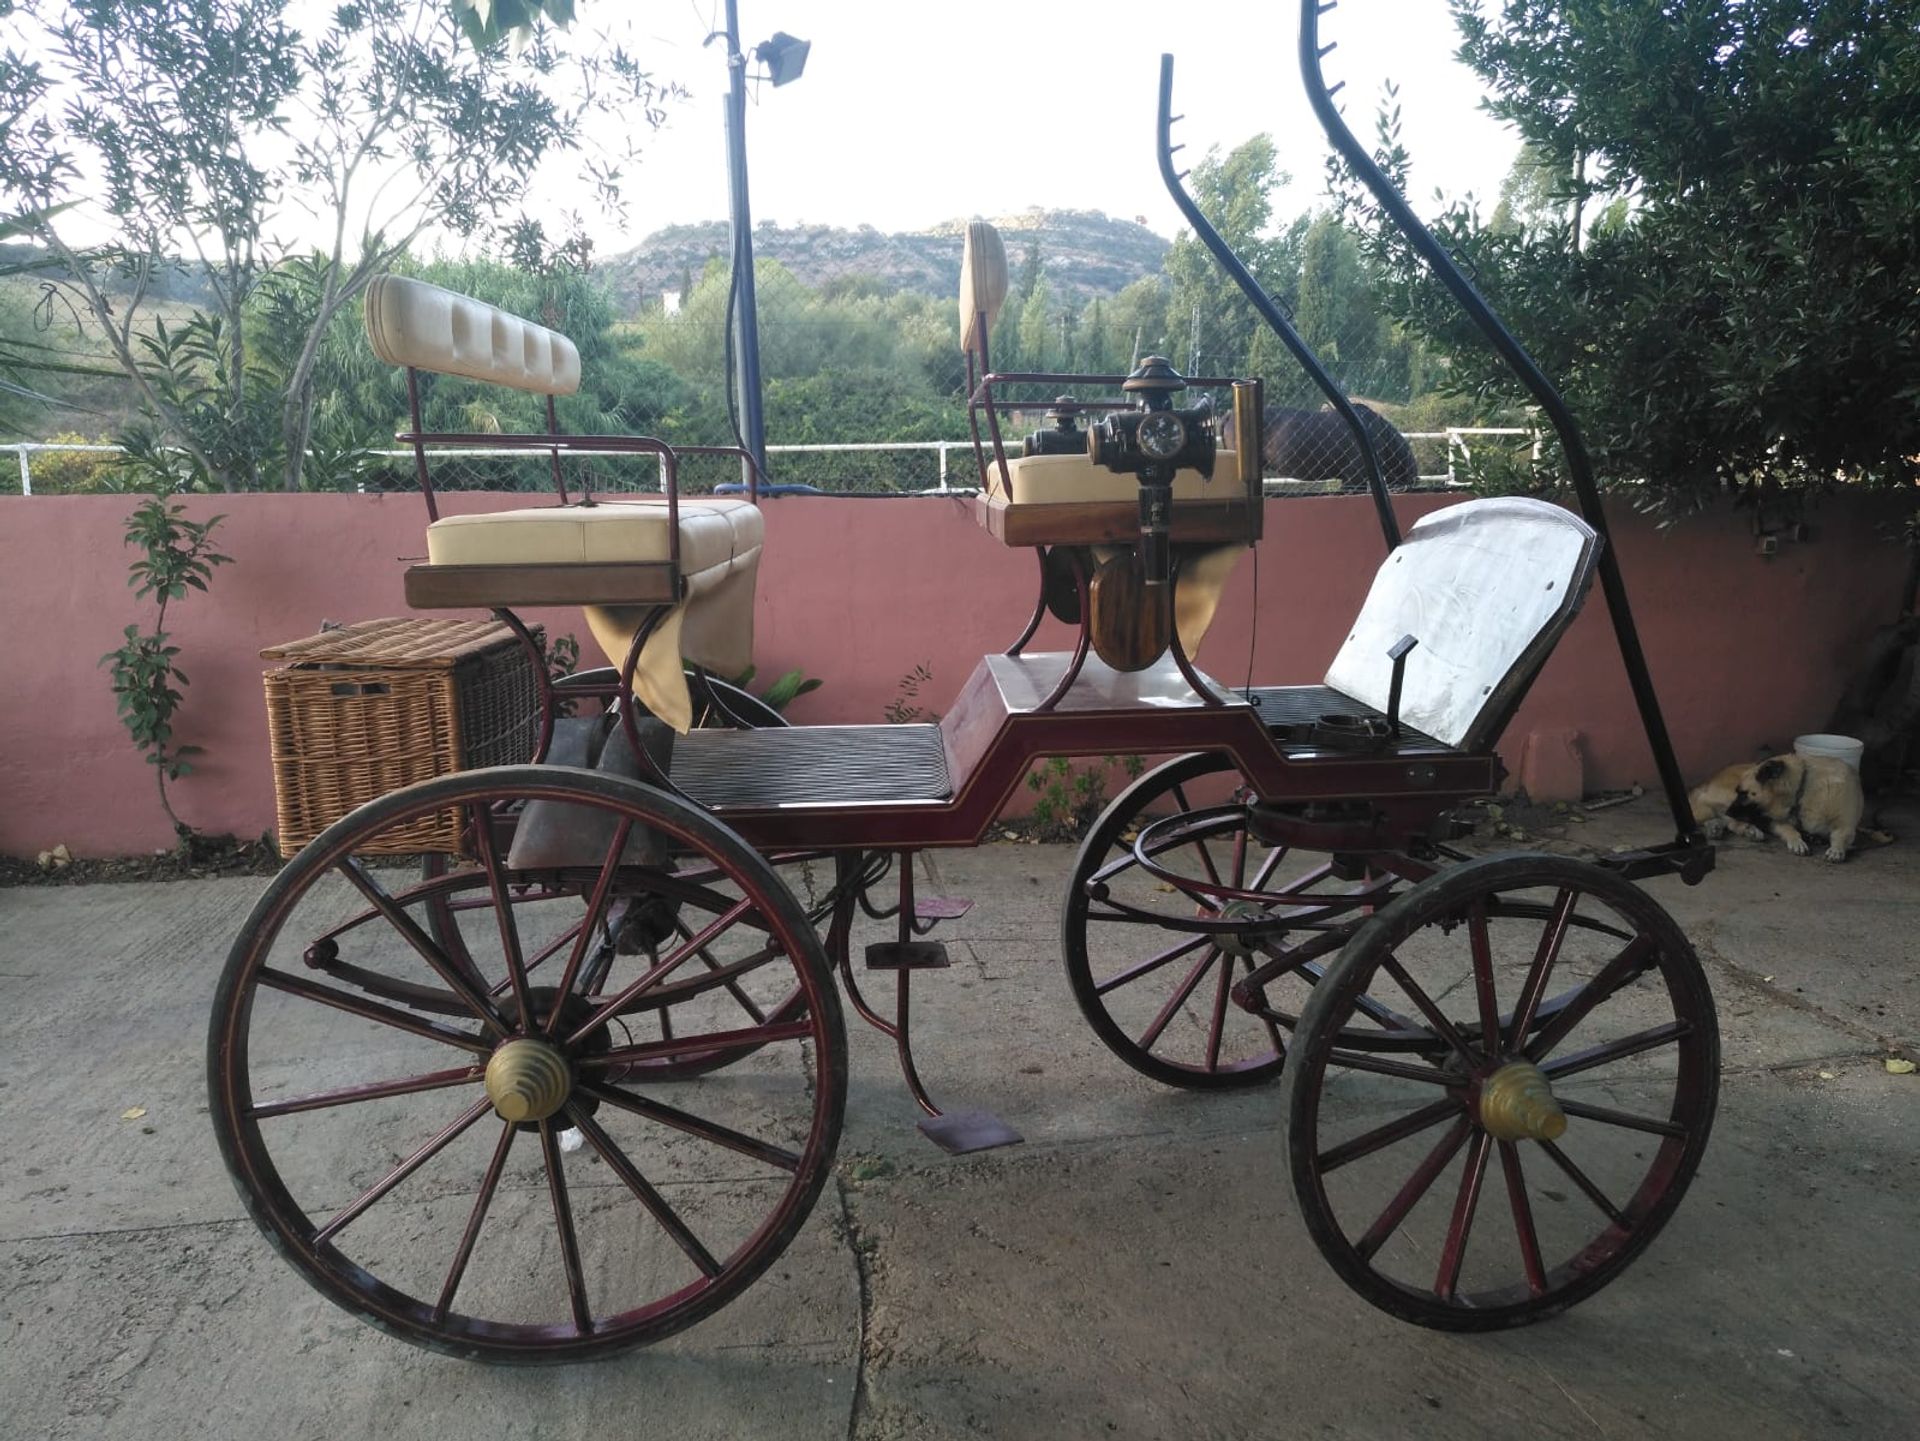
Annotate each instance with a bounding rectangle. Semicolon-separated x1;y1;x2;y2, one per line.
1;489;1907;857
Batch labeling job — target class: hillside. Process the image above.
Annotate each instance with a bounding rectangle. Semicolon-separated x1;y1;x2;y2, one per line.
596;208;1171;314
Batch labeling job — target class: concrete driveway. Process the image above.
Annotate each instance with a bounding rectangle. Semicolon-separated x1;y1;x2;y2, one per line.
4;798;1916;1440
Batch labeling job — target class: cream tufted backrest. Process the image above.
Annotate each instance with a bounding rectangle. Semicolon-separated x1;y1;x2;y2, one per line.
363;274;582;396
958;220;1009;358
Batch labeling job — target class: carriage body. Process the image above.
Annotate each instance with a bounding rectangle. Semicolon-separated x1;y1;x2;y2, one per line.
207;10;1722;1362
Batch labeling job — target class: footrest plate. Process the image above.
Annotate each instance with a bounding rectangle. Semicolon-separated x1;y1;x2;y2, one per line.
865;940;951;970
918;1109;1023;1155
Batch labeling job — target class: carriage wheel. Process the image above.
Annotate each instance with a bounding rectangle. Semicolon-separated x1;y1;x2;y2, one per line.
210;766;845;1362
1280;854;1718;1330
421;665;795;1049
1062;753;1366;1090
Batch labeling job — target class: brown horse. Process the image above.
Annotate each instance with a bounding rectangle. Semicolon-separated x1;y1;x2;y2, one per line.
1222;402;1418;489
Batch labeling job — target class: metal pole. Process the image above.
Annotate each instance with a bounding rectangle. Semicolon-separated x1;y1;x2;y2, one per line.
17;446;31;496
723;0;769;488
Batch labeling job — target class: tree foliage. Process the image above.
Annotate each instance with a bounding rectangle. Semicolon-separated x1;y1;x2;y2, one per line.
0;0;676;490
1342;0;1920;509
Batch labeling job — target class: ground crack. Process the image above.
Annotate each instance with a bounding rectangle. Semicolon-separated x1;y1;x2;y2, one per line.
833;1174;875;1441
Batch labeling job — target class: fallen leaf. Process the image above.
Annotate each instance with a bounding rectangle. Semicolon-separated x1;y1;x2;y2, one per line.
1816;1070;1837;1081
1885;1058;1916;1075
121;1106;147;1120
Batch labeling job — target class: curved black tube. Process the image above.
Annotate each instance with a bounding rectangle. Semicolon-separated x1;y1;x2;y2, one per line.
1297;3;1700;847
1158;54;1400;552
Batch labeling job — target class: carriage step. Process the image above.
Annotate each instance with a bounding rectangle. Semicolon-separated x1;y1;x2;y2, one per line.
865;940;951;970
918;1108;1024;1155
914;895;974;922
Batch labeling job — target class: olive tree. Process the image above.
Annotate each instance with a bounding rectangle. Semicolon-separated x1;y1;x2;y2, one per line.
0;0;677;490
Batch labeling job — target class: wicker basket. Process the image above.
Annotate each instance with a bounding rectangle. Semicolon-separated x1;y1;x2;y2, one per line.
262;617;541;855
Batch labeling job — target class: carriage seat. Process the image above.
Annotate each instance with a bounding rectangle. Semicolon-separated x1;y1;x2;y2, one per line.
363;273;763;732
1322;496;1600;751
992;450;1241;505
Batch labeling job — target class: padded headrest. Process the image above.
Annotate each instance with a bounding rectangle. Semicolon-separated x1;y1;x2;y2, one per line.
363;274;582;396
958;221;1008;356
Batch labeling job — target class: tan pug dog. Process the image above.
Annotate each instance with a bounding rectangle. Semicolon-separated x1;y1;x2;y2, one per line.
1692;754;1865;862
1690;763;1767;841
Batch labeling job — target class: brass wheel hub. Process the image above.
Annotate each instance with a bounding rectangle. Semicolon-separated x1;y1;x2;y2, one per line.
1477;1059;1567;1142
484;1038;572;1124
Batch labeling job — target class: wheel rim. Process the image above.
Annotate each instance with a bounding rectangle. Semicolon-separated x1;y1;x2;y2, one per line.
1063;754;1383;1089
210;767;844;1362
1283;854;1717;1328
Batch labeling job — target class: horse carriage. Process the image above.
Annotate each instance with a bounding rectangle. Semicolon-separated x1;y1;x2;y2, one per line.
209;10;1719;1361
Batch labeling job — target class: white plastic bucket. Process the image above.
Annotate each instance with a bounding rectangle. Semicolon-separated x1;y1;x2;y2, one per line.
1794;734;1864;771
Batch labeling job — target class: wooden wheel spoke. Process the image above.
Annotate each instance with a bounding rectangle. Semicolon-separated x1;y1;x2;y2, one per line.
1318;1097;1458;1174
1433;1131;1492;1299
434;1120;516;1321
1557;1097;1687;1138
1355;1118;1470;1261
1498;1140;1549;1297
1170;783;1225;888
258;968;489;1055
538;1120;595;1334
567;1106;722;1279
1506;888;1577;1050
1467;903;1501;1046
1323;1050;1469;1087
566;896;755;1045
1093;934;1211;997
1538;1138;1625;1226
672;914;769;1025
580;1081;801;1171
470;803;534;1020
312;1096;493;1246
1524;936;1657;1061
543;819;633;1028
489;921;585;999
1379;954;1479;1068
1205;948;1232;1072
1543;1020;1692;1082
1137;947;1218;1052
1248;844;1286;893
251;1063;484;1118
337;858;508;1036
578;1019;815;1070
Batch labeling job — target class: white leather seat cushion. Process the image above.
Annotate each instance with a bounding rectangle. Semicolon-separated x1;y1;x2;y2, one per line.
424;496;761;571
997;451;1242;505
423;498;764;728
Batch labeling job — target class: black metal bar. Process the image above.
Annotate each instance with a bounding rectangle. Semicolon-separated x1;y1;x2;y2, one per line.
1157;55;1400;553
543;395;571;504
1296;1;1701;847
405;368;439;523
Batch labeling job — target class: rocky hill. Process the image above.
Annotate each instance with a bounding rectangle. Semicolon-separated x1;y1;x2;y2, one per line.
596;208;1171;314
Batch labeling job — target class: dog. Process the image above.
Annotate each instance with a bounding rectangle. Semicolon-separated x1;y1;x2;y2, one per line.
1690;754;1864;862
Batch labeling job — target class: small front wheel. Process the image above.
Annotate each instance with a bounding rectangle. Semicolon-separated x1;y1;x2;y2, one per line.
1280;854;1718;1330
210;766;845;1363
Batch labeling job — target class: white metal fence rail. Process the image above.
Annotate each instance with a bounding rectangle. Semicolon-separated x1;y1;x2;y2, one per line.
2;431;1537;496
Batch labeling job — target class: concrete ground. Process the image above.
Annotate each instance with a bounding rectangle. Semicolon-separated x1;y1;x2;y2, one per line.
3;797;1917;1441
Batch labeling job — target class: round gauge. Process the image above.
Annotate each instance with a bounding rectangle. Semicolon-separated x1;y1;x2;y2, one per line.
1137;411;1187;461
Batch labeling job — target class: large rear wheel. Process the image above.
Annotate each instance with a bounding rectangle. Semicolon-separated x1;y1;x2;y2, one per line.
210;766;845;1362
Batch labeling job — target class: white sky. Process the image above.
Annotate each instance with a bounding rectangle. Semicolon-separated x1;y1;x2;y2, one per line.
560;0;1521;250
